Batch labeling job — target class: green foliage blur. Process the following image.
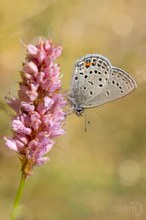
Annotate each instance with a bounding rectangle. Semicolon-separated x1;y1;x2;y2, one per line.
0;0;146;219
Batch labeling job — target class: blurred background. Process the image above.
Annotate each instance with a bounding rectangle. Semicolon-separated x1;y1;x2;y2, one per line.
0;0;146;219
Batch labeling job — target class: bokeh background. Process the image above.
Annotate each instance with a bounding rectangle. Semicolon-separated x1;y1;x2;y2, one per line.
0;0;146;219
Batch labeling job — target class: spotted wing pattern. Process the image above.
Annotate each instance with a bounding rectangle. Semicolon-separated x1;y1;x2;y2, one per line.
81;67;137;108
70;54;112;104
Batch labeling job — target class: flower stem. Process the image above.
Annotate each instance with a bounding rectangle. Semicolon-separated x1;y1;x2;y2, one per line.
11;173;26;220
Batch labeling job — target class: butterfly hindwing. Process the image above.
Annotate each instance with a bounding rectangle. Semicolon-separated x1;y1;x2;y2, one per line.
81;67;137;108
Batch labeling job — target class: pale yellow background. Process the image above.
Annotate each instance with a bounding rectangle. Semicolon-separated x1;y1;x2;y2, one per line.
0;0;145;219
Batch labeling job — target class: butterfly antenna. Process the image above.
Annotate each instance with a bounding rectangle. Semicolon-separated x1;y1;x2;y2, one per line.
83;112;91;132
83;112;87;132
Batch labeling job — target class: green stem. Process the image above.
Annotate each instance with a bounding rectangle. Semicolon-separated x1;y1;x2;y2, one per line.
11;173;26;220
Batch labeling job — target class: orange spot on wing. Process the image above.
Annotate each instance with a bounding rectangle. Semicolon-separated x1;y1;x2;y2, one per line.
84;61;91;67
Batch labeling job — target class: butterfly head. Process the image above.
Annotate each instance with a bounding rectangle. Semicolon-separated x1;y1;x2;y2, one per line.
73;105;84;116
67;94;84;116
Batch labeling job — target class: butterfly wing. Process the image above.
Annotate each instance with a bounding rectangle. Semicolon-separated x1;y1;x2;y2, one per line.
81;67;137;108
70;54;112;105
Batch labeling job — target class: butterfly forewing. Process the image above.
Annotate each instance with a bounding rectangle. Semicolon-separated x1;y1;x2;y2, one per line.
70;54;112;104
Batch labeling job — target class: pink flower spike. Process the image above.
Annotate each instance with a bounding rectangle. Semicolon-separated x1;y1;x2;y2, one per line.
38;138;54;155
37;50;46;63
4;38;67;177
12;119;31;135
52;46;62;59
15;138;25;149
37;71;45;83
5;97;20;113
23;61;38;76
27;44;38;55
21;101;35;112
44;40;52;50
30;111;42;131
44;96;54;108
37;97;54;115
15;134;28;145
35;157;49;166
4;137;18;152
26;90;38;102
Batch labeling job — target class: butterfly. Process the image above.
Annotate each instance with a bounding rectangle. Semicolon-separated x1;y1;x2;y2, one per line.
68;54;137;116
